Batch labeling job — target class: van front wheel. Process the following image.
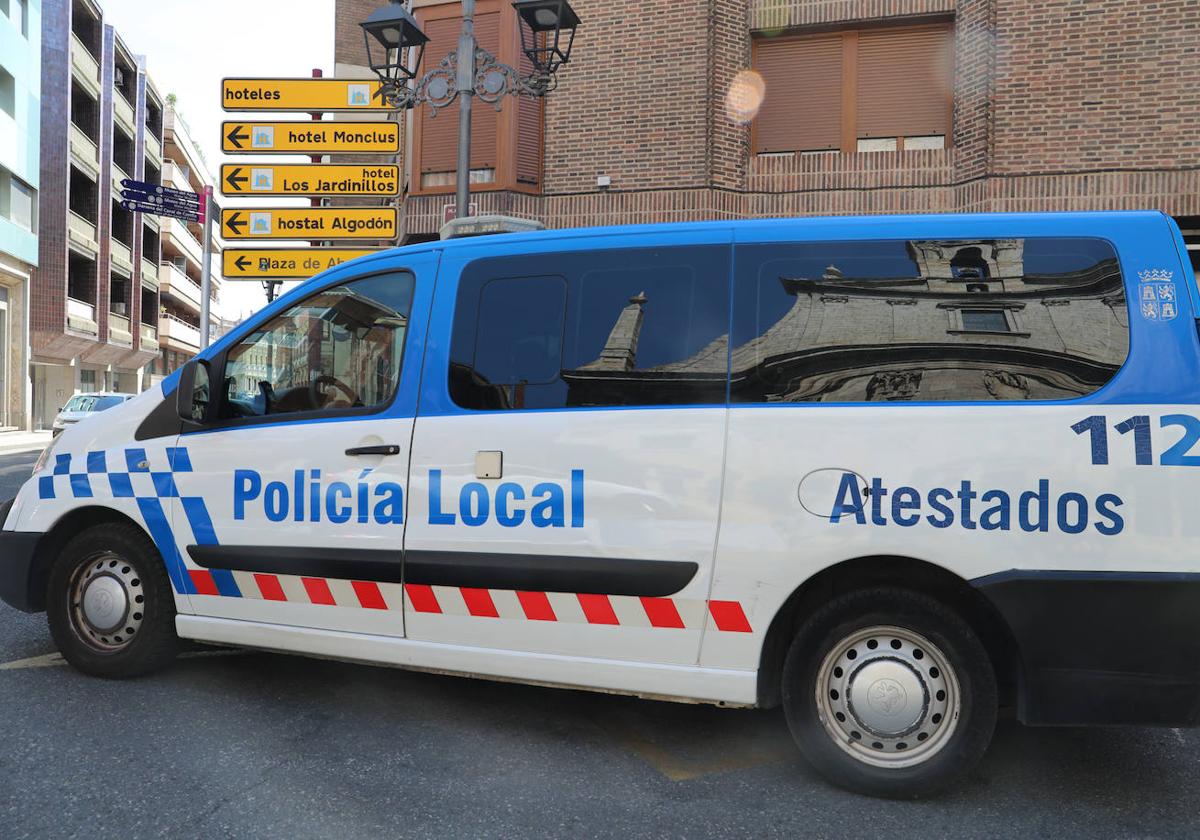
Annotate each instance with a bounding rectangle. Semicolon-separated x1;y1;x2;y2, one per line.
781;588;997;798
46;522;180;678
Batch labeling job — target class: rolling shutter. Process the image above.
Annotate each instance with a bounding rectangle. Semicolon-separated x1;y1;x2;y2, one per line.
516;46;543;186
753;35;842;154
856;24;953;139
418;12;500;174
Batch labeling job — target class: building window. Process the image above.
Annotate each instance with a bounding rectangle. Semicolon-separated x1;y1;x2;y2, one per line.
412;2;543;194
731;238;1128;403
449;246;731;410
0;67;14;118
0;168;32;230
79;369;97;393
959;309;1011;333
753;22;954;156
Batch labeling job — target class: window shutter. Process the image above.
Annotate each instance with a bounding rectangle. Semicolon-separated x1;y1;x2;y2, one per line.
418;11;500;174
856;24;953;139
753;35;842;154
516;46;543;186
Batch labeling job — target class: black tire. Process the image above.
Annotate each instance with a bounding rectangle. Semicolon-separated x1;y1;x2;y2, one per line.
46;521;180;678
781;587;997;799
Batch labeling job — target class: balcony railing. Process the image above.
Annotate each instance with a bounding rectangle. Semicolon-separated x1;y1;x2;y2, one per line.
161;312;200;349
140;322;158;346
110;238;132;272
141;259;159;289
70;34;101;98
111;162;129;197
162;217;202;266
67;297;99;336
68;211;99;255
145;132;162;166
69;123;100;180
160;261;203;311
113;92;135;135
109;311;133;345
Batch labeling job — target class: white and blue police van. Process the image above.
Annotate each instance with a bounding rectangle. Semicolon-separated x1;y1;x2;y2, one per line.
1;211;1197;797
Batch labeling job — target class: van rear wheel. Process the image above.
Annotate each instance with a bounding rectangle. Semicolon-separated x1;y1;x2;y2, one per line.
46;522;180;678
782;587;997;798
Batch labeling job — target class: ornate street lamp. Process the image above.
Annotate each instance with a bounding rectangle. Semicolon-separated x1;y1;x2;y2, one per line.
360;2;429;104
360;0;580;233
514;0;580;80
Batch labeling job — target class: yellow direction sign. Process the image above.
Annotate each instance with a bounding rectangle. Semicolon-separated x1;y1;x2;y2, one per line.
222;78;389;112
220;164;399;197
223;248;384;280
222;121;401;154
221;207;398;241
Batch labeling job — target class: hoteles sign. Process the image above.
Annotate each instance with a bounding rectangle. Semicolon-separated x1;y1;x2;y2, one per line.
220;164;400;197
221;78;389;112
221;208;398;241
222;121;401;155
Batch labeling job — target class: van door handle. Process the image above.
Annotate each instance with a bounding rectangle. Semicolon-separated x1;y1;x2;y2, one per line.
345;445;401;456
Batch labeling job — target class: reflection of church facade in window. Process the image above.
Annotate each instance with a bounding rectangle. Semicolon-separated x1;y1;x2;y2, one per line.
563;239;1128;404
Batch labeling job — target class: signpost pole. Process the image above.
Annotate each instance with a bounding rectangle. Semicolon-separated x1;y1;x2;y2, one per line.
199;185;214;349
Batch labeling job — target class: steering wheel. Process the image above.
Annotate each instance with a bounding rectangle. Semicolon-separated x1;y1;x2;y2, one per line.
310;374;359;410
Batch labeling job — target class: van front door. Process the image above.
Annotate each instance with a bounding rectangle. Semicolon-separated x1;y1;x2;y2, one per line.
404;235;739;673
167;256;435;636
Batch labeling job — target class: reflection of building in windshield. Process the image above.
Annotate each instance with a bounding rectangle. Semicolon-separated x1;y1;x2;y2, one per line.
564;238;1128;404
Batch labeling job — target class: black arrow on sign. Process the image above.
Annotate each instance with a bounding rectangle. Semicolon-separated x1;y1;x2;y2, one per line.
226;125;249;149
225;212;246;235
234;256;251;272
225;167;248;191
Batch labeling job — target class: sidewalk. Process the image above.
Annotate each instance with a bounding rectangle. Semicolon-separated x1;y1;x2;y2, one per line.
0;430;53;456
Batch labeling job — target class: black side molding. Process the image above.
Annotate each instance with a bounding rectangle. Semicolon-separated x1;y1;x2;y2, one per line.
189;545;404;583
186;545;698;597
404;550;697;597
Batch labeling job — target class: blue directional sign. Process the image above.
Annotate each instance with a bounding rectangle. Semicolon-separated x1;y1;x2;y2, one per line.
120;179;202;206
119;199;201;223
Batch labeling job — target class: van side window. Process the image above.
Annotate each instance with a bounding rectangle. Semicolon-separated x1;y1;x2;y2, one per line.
450;246;730;410
219;272;415;419
730;238;1129;403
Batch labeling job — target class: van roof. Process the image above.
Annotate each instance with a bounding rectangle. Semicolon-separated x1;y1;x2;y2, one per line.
364;209;1173;262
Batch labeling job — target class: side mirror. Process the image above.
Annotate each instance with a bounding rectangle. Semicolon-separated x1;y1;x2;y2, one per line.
176;359;212;424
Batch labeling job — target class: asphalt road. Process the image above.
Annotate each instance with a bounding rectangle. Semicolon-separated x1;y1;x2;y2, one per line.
1;448;1198;839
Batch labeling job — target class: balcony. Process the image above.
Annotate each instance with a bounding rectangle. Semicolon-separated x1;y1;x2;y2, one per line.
140;259;159;289
161;217;202;267
70;34;101;99
113;93;135;136
108;311;133;346
160;261;203;312
161;313;200;350
111;238;133;274
68;211;99;256
142;212;159;233
162;162;200;197
140;322;158;347
67;297;99;336
70;124;100;181
145;132;163;168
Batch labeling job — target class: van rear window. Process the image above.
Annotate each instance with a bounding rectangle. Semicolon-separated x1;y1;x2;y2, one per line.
730;237;1130;402
449;246;731;410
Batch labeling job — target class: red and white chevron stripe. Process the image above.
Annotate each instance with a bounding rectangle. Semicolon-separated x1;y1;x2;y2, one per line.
189;569;752;632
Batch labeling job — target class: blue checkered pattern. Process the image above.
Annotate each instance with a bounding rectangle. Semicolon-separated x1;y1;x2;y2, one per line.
37;446;235;597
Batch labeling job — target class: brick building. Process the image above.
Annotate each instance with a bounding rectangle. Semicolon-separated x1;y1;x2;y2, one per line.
31;0;164;427
332;0;1200;268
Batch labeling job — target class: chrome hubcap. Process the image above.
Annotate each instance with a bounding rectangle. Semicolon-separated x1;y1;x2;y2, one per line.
69;553;144;652
816;625;960;768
